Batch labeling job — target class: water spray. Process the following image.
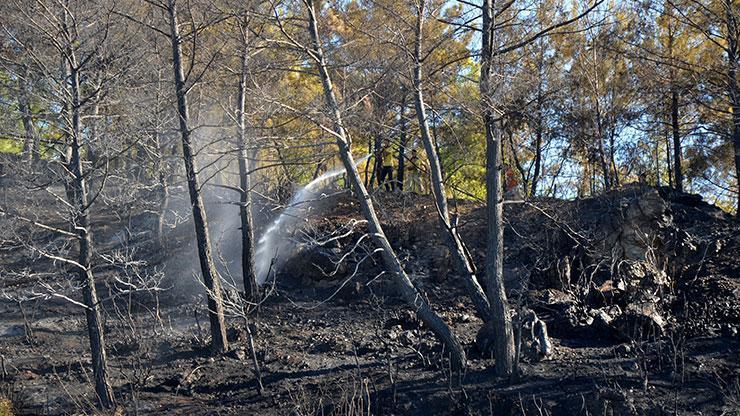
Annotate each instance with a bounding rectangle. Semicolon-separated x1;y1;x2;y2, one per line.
254;154;371;284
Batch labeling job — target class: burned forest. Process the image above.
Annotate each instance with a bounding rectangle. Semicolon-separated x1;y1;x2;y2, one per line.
0;0;739;414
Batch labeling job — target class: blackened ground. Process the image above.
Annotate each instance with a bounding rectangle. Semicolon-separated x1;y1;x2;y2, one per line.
0;185;738;415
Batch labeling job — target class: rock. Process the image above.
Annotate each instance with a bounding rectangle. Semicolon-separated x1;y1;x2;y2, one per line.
355;341;376;356
547;304;590;338
617;261;670;301
591;305;621;338
613;302;666;340
20;369;40;380
605;188;670;261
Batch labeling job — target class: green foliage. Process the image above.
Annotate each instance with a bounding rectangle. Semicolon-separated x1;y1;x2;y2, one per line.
0;140;22;155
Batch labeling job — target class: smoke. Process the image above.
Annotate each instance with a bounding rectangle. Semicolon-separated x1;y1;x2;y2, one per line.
157;103;371;293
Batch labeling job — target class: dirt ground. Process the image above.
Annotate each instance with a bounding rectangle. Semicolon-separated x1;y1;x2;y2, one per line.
1;186;739;415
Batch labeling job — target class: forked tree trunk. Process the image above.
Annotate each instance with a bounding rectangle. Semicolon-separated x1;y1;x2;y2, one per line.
237;32;258;299
66;50;115;409
481;0;516;377
305;0;465;369
167;0;229;353
411;0;492;323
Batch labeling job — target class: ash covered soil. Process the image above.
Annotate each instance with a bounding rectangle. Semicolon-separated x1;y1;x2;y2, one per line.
1;184;739;415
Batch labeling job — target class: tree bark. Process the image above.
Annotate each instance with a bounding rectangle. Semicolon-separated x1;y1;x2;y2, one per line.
237;32;258;299
305;0;466;369
481;0;516;377
167;0;229;353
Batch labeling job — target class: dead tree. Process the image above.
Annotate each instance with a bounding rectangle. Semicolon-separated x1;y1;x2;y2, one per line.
0;0;142;406
64;37;116;412
236;17;259;300
165;0;229;352
480;0;516;377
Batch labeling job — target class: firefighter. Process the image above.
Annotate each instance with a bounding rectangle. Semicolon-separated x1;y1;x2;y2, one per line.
406;149;424;194
504;164;520;199
378;140;396;191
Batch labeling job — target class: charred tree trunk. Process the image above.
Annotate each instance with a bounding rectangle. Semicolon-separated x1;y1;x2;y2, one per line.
237;33;258;299
411;0;493;323
305;0;466;369
671;88;683;192
665;123;673;189
396;91;408;191
595;108;610;191
167;0;229;353
66;49;115;409
530;85;543;198
481;0;516;377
